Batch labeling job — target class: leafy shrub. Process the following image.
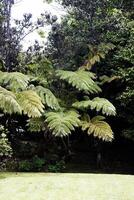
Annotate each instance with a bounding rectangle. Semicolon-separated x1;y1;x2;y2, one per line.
31;155;45;171
18;156;45;172
48;160;65;172
0;125;12;159
18;160;32;172
5;159;18;171
0;161;7;171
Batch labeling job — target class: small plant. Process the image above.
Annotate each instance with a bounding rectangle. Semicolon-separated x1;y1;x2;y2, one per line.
5;159;18;171
18;160;32;172
31;155;45;171
48;160;65;172
18;156;45;172
0;125;13;159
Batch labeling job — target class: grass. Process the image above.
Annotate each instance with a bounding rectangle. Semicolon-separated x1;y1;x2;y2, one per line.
0;173;134;200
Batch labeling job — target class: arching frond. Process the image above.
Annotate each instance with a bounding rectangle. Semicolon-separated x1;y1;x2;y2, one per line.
99;75;121;85
81;115;114;142
17;90;44;118
73;97;116;116
56;70;101;93
0;71;30;92
45;110;80;137
0;86;22;114
35;86;60;110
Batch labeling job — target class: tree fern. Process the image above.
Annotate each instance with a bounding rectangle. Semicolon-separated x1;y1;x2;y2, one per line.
17;90;44;118
34;86;60;110
0;86;22;114
56;69;101;93
0;71;30;92
81;115;114;142
73;97;116;116
45;110;80;137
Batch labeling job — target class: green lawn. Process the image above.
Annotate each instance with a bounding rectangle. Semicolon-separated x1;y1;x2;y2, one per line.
0;173;134;200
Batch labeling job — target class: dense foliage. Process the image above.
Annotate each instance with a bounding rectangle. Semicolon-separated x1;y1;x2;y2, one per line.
0;0;133;172
46;0;134;142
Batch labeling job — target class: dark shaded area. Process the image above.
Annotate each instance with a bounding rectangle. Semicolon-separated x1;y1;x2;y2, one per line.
63;133;134;175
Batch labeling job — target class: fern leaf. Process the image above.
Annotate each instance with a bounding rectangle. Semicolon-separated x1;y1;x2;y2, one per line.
56;70;101;94
0;86;22;114
17;90;44;118
35;86;60;110
73;97;116;116
0;71;30;92
27;117;46;132
45;110;80;137
81;115;114;142
99;75;121;85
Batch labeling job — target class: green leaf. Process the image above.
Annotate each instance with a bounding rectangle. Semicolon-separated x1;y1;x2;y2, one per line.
56;69;101;94
35;86;60;110
45;110;80;137
0;71;30;92
17;90;44;118
73;97;116;116
0;86;22;114
81;115;114;142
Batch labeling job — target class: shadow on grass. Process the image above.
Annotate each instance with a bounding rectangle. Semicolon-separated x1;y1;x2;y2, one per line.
0;172;19;179
0;174;7;179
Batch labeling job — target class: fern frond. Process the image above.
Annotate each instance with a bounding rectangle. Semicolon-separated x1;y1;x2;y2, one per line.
99;75;121;85
27;117;46;132
17;90;44;118
81;43;115;70
45;110;80;137
56;70;101;93
0;71;30;92
81;115;114;142
35;86;60;110
73;97;116;116
0;86;22;114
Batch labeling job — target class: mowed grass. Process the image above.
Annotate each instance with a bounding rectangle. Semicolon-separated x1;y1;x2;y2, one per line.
0;173;134;200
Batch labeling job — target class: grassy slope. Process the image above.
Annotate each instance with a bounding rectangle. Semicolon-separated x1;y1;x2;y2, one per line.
0;173;134;200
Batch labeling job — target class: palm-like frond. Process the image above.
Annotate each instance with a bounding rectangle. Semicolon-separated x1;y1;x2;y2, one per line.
0;86;22;114
45;110;80;137
35;86;60;110
17;90;44;118
73;97;116;116
56;70;101;93
81;115;114;142
0;71;30;92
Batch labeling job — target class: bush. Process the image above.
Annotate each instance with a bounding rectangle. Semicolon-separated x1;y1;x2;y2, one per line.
0;125;13;171
18;160;32;172
0;125;12;159
18;158;65;172
5;159;18;171
18;156;45;172
48;160;65;172
32;155;45;171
